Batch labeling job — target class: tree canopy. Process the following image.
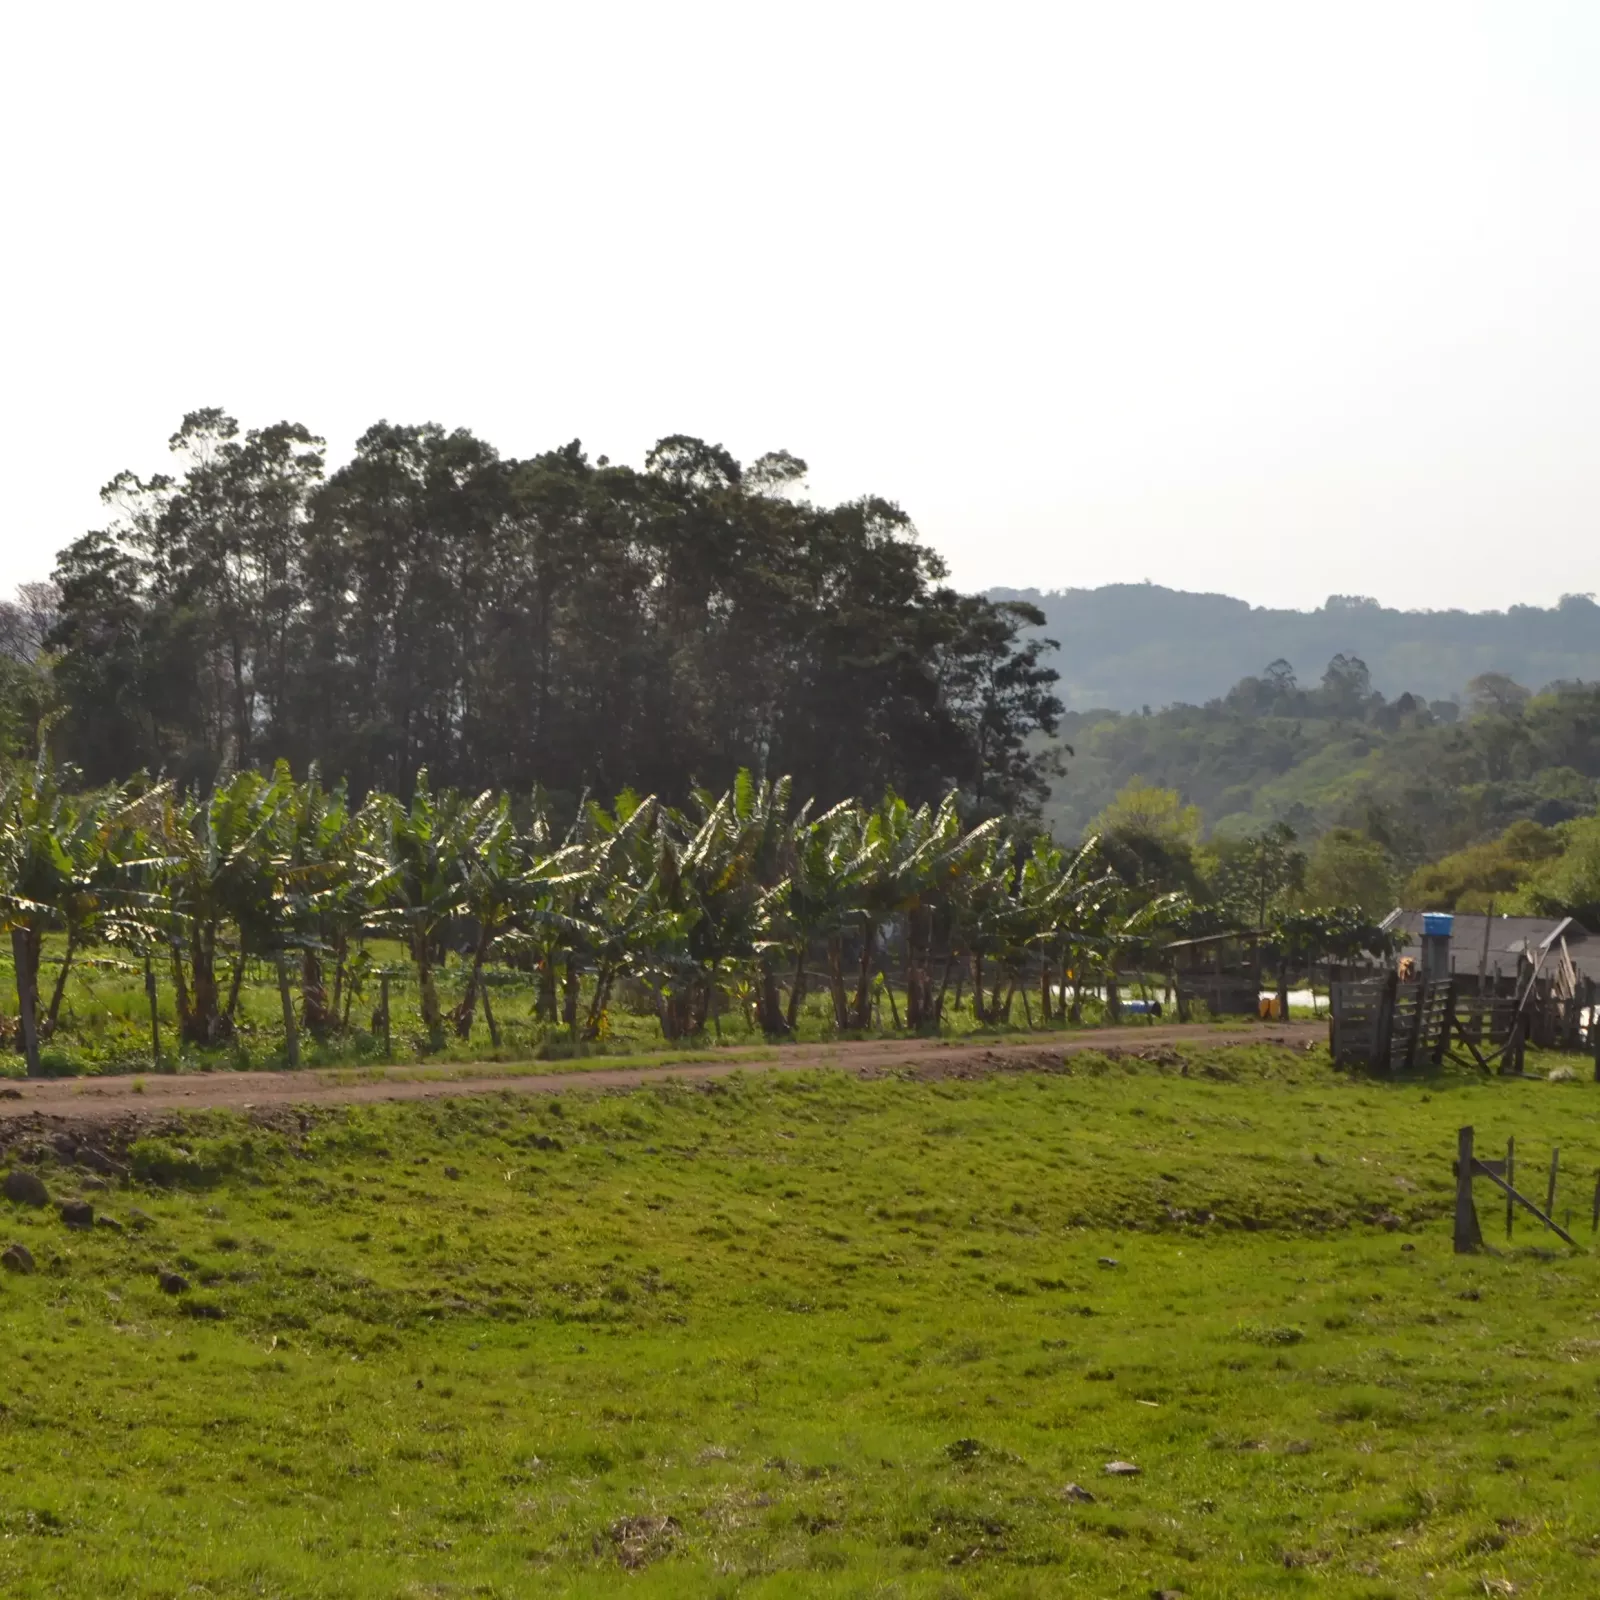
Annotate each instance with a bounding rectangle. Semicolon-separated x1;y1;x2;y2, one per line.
41;412;1063;818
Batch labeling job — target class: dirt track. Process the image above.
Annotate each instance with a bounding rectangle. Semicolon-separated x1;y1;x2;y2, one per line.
0;1020;1325;1124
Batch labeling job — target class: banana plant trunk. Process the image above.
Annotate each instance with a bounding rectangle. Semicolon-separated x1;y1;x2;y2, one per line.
41;930;77;1040
275;951;300;1067
413;933;444;1051
757;958;789;1035
454;924;494;1040
12;926;41;1076
784;950;807;1032
301;948;333;1036
852;917;876;1029
826;936;850;1030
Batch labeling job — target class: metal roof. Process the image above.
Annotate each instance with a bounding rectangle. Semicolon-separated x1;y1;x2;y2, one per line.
1380;909;1581;970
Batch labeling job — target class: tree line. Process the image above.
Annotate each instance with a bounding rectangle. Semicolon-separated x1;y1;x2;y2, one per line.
1;752;1399;1076
34;411;1062;818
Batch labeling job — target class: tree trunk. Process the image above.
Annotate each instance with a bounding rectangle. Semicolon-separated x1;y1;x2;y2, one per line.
12;926;41;1076
145;952;162;1067
170;942;193;1039
562;957;579;1032
758;960;789;1035
584;963;616;1039
275;951;300;1067
454;924;493;1040
826;936;850;1031
416;936;444;1051
301;948;332;1036
904;907;932;1031
331;935;347;1026
223;949;246;1031
185;922;223;1045
481;978;500;1047
971;951;987;1024
852;918;876;1029
42;929;77;1039
537;957;558;1022
785;950;807;1032
934;952;957;1026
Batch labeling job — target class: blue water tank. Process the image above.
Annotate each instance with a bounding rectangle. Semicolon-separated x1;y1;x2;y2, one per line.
1421;912;1454;939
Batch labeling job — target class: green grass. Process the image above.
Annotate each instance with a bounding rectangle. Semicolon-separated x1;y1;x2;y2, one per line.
5;1042;1600;1595
7;937;1175;1077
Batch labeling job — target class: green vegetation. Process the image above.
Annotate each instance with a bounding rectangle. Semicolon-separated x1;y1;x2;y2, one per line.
6;1042;1600;1595
1044;660;1600;896
4;755;1264;1078
32;413;1059;814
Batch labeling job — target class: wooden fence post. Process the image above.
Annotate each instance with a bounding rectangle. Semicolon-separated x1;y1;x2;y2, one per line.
1506;1136;1515;1239
1455;1126;1483;1253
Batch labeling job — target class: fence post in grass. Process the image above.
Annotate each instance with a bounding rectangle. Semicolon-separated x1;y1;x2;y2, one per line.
380;970;392;1058
144;951;161;1068
1455;1125;1484;1253
1547;1147;1560;1221
1506;1136;1515;1240
1592;1171;1600;1233
274;950;300;1068
1593;984;1600;1081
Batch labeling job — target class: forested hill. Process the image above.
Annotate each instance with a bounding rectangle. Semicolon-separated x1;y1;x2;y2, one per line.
992;584;1600;711
1042;661;1600;869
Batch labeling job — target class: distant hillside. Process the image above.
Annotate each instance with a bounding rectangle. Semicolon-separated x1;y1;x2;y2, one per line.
989;585;1600;711
1036;666;1600;866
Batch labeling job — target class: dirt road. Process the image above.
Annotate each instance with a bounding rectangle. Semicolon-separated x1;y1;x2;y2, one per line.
0;1020;1325;1124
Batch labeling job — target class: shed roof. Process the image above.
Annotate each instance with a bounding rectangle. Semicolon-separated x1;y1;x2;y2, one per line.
1380;909;1598;978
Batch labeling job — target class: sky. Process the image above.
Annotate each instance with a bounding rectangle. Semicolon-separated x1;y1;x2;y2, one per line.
3;1;1598;612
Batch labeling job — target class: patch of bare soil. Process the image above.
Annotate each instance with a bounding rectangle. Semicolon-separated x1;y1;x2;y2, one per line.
0;1021;1323;1132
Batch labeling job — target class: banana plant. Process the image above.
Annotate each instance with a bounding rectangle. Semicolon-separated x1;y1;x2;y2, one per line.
155;767;291;1046
363;771;484;1051
0;748;152;1072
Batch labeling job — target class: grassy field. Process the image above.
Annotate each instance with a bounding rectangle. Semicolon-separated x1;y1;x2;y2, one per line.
4;1041;1600;1596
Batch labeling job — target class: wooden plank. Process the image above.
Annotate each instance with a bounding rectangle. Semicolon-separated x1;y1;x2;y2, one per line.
1472;1161;1580;1248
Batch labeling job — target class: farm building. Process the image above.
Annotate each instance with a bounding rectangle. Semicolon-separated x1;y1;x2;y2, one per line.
1381;909;1600;990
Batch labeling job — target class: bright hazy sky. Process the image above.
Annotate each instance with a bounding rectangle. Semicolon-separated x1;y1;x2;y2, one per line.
4;1;1598;612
